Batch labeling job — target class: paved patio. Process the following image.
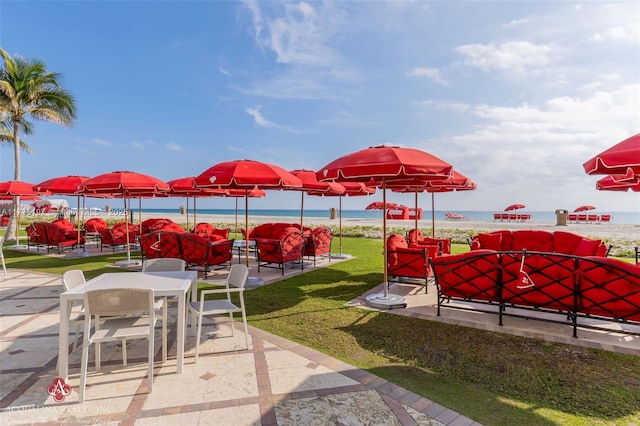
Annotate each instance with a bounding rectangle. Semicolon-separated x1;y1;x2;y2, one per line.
0;255;472;425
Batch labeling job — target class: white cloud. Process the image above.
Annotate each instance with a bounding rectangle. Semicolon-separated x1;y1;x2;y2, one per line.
92;138;113;147
130;142;144;150
456;41;560;76
408;67;448;85
421;100;470;112
245;105;301;133
219;66;231;77
165;142;183;151
591;25;640;43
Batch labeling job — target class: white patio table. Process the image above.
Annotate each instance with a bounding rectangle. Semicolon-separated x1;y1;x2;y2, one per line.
58;270;197;380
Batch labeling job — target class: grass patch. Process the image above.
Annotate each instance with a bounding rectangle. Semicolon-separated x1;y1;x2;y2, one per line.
2;236;639;425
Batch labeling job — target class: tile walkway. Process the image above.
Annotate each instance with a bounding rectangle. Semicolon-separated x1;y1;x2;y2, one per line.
0;263;474;425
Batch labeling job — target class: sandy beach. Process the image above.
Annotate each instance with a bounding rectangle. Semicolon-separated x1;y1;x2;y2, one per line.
134;211;638;243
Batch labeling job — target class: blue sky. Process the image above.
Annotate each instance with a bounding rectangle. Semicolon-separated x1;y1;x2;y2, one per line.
1;1;638;214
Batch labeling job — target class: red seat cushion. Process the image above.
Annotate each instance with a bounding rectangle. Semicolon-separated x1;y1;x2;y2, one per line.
476;233;503;251
574;238;603;256
511;230;553;252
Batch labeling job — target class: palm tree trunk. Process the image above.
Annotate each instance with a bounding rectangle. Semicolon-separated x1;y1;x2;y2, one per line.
3;121;22;242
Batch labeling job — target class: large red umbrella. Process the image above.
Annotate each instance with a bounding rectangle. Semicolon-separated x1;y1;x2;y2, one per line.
365;201;399;211
290;169;345;232
79;171;169;264
596;175;640;192
0;180;47;245
583;133;640;178
167;176;228;229
317;145;453;309
307;181;375;258
194;160;302;268
574;205;596;212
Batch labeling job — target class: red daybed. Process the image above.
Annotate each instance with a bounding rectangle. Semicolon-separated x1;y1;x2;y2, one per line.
26;221;86;253
255;226;306;275
98;222;139;252
387;234;439;292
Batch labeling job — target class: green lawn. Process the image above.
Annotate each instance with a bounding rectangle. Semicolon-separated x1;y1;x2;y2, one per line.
3;237;639;425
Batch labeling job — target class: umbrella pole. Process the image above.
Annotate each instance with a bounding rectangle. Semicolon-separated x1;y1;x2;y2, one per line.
300;192;304;230
185;197;189;230
414;192;418;240
339;196;343;254
235;198;239;238
364;177;406;309
124;197;131;263
193;197;197;227
382;179;388;296
245;190;249;267
432;192;435;238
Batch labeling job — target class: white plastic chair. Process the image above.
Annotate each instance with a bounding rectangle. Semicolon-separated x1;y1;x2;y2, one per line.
187;264;249;362
0;235;6;277
142;258;185;361
79;288;156;403
61;270;87;352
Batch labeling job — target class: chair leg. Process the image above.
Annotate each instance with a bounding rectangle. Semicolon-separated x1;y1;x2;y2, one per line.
148;332;154;393
162;300;167;362
228;313;234;337
195;312;204;362
95;341;101;370
79;340;90;403
122;338;127;367
241;308;249;350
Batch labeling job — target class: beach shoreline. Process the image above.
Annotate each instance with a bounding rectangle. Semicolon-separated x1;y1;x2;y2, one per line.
133;211;638;243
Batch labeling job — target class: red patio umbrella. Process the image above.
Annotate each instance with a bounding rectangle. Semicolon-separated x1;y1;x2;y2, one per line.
167;176;228;229
290;169;345;232
365;201;399;211
574;205;596;212
0;180;47;245
390;171;476;238
504;203;526;211
596;175;640;192
306;182;375;258
583;133;640;178
194;160;302;268
79;171;169;265
317;145;453;309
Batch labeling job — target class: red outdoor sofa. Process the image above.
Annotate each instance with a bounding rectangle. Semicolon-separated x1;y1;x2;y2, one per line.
26;220;86;253
430;229;639;337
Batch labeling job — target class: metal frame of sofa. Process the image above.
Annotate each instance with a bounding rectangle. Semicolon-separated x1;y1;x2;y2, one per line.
255;227;306;275
431;249;640;337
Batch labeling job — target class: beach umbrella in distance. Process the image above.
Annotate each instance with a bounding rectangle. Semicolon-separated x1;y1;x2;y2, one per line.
504;203;526;211
583;133;640;178
0;180;48;245
79;171;170;265
596;175;640;192
317;144;453;309
365;201;400;211
574;205;596;212
194;160;302;270
307;181;375;258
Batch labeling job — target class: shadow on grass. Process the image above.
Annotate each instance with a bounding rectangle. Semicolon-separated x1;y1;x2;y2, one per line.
339;312;640;425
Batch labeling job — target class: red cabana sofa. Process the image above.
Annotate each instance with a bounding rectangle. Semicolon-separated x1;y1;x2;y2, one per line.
254;226;306;275
192;222;230;241
387;234;440;292
140;218;185;234
26;221;86;253
83;218;108;233
407;229;451;255
243;222;312;240
98;222;139;252
140;230;233;278
431;229;638;337
303;226;333;267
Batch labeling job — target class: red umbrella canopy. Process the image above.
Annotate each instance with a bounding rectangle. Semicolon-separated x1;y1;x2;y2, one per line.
583;133;640;177
366;201;399;210
0;180;45;197
504;203;526;211
316;145;453;183
167;176;227;197
290;169;345;194
574;205;596;212
34;175;90;195
194;160;302;189
596;175;640;192
79;171;169;195
307;181;374;197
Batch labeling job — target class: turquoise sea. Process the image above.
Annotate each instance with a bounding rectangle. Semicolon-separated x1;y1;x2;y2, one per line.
140;209;639;225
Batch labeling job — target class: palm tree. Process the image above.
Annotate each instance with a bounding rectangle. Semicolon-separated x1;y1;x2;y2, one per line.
0;48;76;241
1;120;34;153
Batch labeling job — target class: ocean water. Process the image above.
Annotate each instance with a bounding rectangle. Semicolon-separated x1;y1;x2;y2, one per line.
140;208;640;225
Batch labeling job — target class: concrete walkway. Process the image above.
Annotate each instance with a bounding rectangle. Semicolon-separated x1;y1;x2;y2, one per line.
0;269;474;426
